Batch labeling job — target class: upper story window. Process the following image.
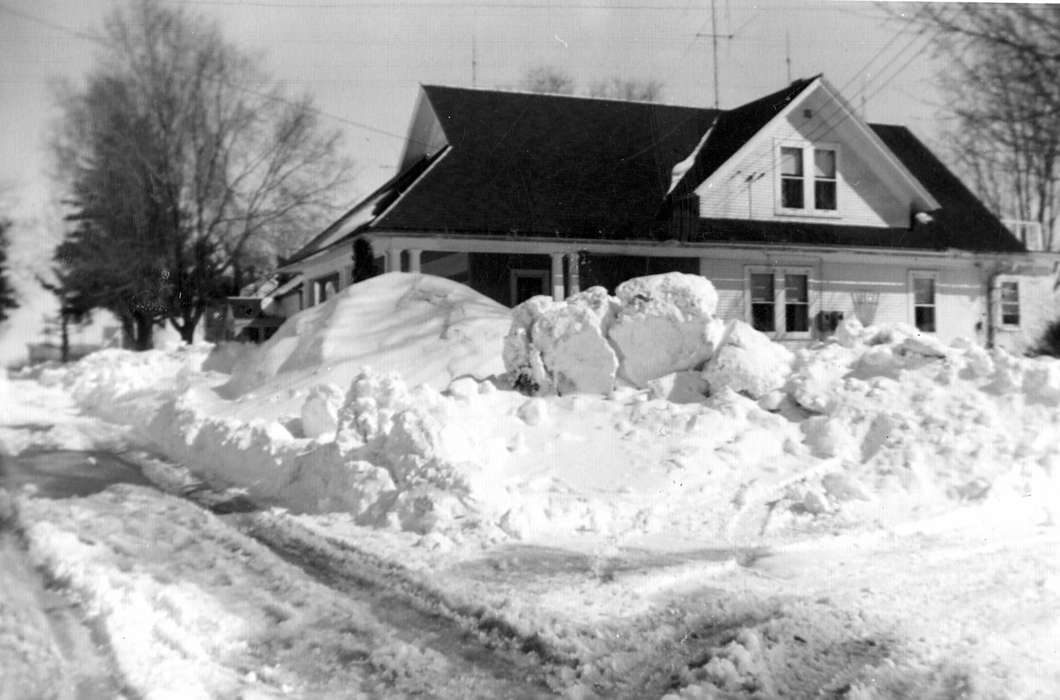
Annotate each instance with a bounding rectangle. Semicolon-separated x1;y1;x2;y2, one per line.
777;142;838;214
780;147;804;209
814;149;837;209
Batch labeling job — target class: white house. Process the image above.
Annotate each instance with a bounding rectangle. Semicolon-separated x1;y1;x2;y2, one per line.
235;75;1060;352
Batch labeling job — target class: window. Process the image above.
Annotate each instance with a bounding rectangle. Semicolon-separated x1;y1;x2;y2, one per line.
510;269;549;306
313;272;340;305
748;267;812;336
750;272;775;332
1000;280;1020;326
912;274;936;332
785;273;810;332
778;143;838;213
780;147;804;209
814;149;837;210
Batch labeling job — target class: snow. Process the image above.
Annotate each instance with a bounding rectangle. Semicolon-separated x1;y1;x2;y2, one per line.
222;272;511;402
701;319;793;398
7;270;1060;697
504;273;724;394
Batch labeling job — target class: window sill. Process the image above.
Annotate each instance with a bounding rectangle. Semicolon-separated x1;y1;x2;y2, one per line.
774;208;843;219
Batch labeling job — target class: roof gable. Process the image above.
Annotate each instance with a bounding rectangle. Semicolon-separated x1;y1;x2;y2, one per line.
692;77;939;214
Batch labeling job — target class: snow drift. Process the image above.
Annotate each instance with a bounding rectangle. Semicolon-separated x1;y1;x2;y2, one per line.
223;273;512;398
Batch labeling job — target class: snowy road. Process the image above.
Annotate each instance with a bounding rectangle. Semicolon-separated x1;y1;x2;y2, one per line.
1;447;558;698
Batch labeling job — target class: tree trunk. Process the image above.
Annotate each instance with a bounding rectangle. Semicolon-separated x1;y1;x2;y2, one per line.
133;313;154;351
60;314;70;363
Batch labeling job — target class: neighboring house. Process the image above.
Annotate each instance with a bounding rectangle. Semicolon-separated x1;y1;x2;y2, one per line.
236;75;1060;352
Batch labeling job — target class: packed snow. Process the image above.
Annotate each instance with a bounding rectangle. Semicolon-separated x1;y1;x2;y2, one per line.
4;271;1060;698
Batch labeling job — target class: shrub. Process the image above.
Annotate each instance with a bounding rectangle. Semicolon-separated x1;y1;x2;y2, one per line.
1035;317;1060;357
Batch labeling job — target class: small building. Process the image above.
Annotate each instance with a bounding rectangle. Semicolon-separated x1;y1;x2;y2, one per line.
238;75;1060;352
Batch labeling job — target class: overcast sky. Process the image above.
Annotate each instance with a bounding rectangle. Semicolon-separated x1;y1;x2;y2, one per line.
0;0;944;352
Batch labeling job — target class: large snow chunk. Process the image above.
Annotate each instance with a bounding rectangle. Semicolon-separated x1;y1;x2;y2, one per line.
503;288;620;395
701;321;793;399
300;383;344;439
608;273;722;386
222;273;511;398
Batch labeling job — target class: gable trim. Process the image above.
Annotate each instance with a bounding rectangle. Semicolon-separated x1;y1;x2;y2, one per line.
816;77;939;211
696;76;821;199
372;144;452;229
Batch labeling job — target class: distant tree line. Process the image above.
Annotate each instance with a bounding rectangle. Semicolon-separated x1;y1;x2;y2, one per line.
50;0;352;349
520;65;665;102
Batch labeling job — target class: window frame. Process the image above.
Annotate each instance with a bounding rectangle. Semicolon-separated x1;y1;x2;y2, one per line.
745;265;814;339
996;276;1022;330
774;140;841;217
509;268;550;306
908;270;938;333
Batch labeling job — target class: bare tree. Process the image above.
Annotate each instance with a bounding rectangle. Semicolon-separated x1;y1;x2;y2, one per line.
587;77;665;102
53;0;353;345
909;4;1060;250
520;65;576;95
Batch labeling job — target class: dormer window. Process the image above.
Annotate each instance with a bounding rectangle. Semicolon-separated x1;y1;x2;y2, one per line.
777;142;839;214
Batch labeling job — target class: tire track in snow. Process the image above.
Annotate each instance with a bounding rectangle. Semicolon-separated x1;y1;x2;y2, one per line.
232;510;569;693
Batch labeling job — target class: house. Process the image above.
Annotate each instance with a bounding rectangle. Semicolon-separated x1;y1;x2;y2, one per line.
235;75;1060;352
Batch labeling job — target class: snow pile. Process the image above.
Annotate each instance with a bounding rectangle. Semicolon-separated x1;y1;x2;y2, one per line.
502;288;619;395
222;273;511;398
46;272;1060;546
609;273;724;386
505;273;727;394
701;320;793;399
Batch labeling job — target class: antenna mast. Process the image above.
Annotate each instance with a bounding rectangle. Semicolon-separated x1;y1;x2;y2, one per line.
785;30;791;83
711;0;719;108
696;0;737;109
472;33;478;87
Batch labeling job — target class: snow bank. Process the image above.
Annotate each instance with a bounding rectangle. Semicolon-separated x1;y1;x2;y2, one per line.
46;272;1060;546
222;273;511;399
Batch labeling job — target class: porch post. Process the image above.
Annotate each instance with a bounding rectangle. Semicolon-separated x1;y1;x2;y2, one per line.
566;252;580;296
408;249;422;273
550;253;565;301
385;249;404;273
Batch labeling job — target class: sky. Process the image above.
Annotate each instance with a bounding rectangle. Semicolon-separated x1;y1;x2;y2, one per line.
0;0;945;359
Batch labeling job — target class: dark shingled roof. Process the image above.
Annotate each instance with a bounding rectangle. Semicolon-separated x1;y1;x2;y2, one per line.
869;124;1025;252
373;85;719;239
314;79;1025;255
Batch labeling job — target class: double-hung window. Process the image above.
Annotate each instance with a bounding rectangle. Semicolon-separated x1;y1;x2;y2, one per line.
910;272;937;332
778;142;838;213
748;267;812;336
998;279;1021;327
780;147;804;209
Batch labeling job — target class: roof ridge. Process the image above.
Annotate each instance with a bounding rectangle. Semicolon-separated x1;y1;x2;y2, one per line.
420;82;718;110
